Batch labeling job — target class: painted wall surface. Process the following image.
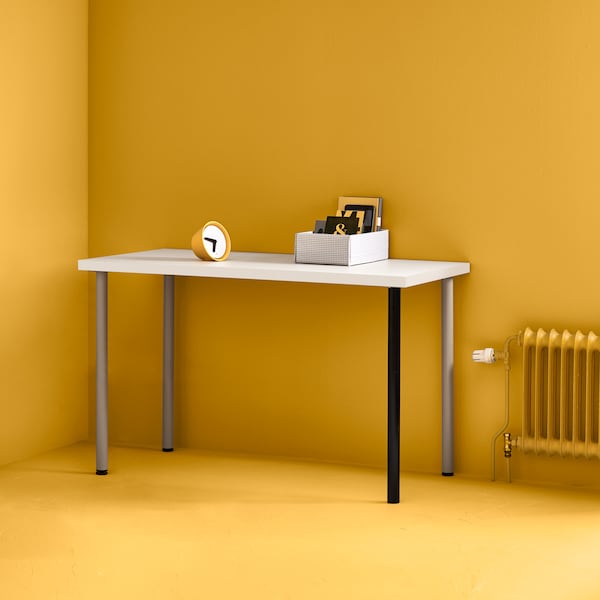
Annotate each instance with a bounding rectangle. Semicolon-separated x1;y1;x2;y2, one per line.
89;0;600;485
0;0;88;465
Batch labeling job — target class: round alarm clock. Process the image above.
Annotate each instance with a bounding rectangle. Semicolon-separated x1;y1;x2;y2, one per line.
191;221;232;262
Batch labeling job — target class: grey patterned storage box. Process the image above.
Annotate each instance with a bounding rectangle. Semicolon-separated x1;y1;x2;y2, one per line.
294;230;389;266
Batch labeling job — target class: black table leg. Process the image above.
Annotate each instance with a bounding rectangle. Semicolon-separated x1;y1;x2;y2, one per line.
388;287;401;503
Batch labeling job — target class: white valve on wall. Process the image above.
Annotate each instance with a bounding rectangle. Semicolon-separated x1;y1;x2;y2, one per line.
472;347;497;364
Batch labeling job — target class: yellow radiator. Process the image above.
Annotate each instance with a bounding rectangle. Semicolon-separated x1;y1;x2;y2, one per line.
521;327;600;458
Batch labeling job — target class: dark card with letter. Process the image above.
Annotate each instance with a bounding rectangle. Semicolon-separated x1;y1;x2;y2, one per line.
324;215;360;235
343;204;374;233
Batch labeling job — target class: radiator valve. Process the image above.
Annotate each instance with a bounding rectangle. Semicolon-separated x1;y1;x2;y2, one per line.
472;347;496;364
504;432;513;457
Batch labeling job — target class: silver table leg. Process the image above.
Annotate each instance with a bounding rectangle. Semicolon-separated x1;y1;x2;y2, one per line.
96;272;108;475
162;275;174;452
441;278;454;476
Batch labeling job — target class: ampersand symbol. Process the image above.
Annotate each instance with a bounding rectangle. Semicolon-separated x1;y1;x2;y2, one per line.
334;223;347;235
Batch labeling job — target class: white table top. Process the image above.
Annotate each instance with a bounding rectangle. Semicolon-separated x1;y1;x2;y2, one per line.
78;249;470;288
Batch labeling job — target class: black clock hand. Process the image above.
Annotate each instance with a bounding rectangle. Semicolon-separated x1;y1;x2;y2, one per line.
203;237;218;253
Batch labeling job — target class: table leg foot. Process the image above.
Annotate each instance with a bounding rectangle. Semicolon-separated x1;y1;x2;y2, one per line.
96;469;108;475
162;448;174;452
442;472;454;477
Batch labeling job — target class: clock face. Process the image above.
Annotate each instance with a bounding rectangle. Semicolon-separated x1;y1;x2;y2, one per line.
191;220;231;262
202;223;228;260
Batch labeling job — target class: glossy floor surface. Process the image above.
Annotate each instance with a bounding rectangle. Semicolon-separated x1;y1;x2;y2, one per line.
1;443;599;599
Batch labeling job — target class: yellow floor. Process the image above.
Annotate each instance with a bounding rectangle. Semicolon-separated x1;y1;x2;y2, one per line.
1;444;599;599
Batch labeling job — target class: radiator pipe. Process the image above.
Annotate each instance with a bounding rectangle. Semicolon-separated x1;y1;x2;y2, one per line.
490;333;521;481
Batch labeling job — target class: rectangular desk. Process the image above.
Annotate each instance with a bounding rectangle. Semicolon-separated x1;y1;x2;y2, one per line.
79;249;470;503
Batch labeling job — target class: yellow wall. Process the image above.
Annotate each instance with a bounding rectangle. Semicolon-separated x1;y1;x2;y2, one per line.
89;0;600;485
0;0;88;465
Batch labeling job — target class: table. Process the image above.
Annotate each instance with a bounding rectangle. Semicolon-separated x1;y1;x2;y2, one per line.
79;249;470;503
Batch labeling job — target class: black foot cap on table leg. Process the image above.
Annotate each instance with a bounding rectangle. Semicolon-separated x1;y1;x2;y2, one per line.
96;469;108;475
442;472;454;477
162;448;174;452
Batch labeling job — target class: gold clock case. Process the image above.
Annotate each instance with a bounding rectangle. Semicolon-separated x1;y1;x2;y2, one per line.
191;221;231;261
